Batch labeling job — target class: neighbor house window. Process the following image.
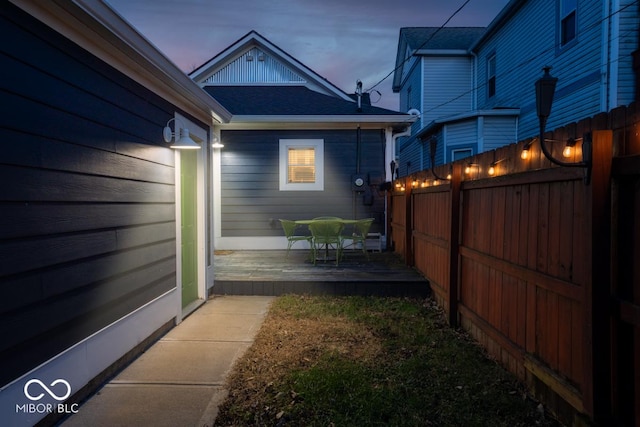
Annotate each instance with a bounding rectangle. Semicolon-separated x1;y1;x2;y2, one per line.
560;0;577;45
487;55;496;98
452;148;473;162
279;139;324;191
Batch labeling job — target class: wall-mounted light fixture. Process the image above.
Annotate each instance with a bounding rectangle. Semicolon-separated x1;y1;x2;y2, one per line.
535;67;592;183
163;118;200;149
212;136;224;149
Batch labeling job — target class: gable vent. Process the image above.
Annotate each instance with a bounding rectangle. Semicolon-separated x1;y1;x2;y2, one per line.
203;48;306;84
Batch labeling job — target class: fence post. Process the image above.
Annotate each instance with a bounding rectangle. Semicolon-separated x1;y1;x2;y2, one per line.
447;163;462;326
404;175;414;266
584;130;613;422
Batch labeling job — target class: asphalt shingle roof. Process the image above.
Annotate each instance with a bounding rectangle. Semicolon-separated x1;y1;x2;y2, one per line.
401;27;486;51
204;86;404;116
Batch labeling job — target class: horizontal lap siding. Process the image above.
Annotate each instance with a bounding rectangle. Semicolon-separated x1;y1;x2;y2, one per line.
0;4;178;386
475;0;605;139
616;0;639;104
220;129;386;236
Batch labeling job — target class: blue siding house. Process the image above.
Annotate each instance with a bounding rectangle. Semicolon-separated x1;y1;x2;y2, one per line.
393;0;638;174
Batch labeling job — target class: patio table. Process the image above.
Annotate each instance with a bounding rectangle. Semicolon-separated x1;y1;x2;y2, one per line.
295;218;358;263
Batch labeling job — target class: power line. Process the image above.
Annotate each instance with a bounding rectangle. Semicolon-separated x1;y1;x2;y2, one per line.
365;0;472;93
416;0;639;117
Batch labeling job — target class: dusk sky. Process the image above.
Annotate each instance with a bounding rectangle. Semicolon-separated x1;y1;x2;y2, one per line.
106;0;510;110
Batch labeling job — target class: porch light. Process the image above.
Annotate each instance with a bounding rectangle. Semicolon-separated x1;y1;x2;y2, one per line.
535;67;592;183
163;118;200;149
212;136;224;149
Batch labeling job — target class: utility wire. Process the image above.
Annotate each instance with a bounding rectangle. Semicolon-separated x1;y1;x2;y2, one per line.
415;0;639;117
365;0;472;93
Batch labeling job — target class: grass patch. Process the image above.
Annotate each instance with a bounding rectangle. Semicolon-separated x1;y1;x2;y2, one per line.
214;295;557;426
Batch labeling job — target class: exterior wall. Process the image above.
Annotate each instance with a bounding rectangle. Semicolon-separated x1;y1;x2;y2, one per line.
0;1;185;398
481;116;519;152
445;121;478;163
611;0;639;105
423;56;474;122
474;0;638;139
398;55;474;175
219;129;386;240
398;135;426;175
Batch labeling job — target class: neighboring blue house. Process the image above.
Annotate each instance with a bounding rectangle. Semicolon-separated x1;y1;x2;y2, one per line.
190;31;416;250
393;0;639;175
1;1;230;425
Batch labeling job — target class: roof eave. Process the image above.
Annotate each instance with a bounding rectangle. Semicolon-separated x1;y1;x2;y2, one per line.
223;114;417;130
11;0;232;125
190;30;354;103
470;0;527;51
416;108;520;139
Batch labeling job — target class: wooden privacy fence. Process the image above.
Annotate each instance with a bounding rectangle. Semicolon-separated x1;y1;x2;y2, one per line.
388;102;640;426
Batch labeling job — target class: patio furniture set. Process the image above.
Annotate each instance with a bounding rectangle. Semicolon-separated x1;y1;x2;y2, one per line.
280;217;375;265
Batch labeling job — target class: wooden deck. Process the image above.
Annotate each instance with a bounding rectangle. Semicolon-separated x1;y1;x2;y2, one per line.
212;249;430;297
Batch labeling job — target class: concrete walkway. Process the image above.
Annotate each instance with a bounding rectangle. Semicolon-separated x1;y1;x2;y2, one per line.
60;295;275;427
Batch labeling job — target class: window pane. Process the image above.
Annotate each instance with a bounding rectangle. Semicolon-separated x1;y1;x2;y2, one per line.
561;11;576;44
452;149;472;161
288;148;315;183
487;56;496;97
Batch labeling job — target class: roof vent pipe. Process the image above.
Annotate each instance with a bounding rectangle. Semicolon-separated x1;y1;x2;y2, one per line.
356;80;363;112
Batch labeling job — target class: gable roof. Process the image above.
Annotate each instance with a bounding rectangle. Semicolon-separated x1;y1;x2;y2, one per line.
190;30;353;102
191;30;416;128
392;27;485;92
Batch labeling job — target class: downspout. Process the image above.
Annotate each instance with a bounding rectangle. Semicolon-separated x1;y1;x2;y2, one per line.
384;109;419;250
389;108;420;180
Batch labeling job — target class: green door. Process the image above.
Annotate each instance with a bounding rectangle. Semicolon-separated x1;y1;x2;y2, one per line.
181;150;198;308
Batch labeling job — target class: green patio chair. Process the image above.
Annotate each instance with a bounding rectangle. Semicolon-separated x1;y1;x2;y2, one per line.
308;220;344;265
312;216;343;220
343;218;374;260
279;219;312;258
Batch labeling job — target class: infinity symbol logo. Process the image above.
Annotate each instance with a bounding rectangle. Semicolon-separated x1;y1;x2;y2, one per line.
24;379;72;401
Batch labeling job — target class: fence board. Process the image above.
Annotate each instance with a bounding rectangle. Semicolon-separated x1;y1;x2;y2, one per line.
390;107;634;424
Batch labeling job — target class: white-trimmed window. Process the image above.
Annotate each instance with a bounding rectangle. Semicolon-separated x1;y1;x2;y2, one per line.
452;148;473;162
279;139;324;191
